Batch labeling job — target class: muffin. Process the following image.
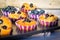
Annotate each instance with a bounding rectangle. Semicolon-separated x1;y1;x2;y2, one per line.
8;11;27;22
39;14;58;27
28;9;45;20
0;16;12;36
15;18;37;33
21;3;36;13
1;6;19;17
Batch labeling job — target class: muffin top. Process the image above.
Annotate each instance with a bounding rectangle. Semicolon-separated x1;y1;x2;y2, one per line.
39;14;58;22
16;18;36;26
8;11;27;19
0;16;12;29
21;3;36;10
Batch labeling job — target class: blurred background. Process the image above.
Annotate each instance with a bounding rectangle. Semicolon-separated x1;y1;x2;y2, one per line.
0;0;60;8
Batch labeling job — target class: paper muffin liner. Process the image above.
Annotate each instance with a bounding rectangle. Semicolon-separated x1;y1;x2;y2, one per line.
1;11;10;17
15;22;37;33
39;19;58;27
28;14;40;20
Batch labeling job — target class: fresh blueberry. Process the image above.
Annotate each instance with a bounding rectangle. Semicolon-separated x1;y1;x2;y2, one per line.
5;8;9;12
45;14;49;17
17;11;21;14
37;11;40;14
3;6;17;13
8;10;11;13
34;10;39;14
13;8;17;11
39;10;45;14
7;6;11;10
11;11;15;13
30;3;33;7
24;18;31;22
31;10;34;13
2;8;5;11
31;10;39;15
2;25;7;29
50;15;54;17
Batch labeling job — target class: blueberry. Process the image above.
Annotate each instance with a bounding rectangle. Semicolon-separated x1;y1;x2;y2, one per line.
50;15;54;17
5;7;8;10
7;6;11;10
45;14;49;18
30;3;33;7
11;11;15;14
39;10;45;14
34;10;39;14
30;13;33;14
5;8;9;12
11;7;17;11
13;8;17;11
24;18;31;22
8;10;11;13
10;10;13;12
8;8;12;10
5;8;10;12
17;11;21;14
2;25;7;29
2;8;5;11
31;10;39;15
31;10;34;13
36;11;40;14
11;10;15;12
6;6;16;11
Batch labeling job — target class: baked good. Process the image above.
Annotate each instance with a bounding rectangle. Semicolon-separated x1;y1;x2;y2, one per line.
15;18;37;33
2;6;19;16
0;16;12;36
39;14;58;27
29;3;36;10
21;3;36;13
8;11;27;21
28;9;45;20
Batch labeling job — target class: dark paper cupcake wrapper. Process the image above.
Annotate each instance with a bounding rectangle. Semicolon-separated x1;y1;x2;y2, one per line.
15;22;37;33
39;19;58;27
